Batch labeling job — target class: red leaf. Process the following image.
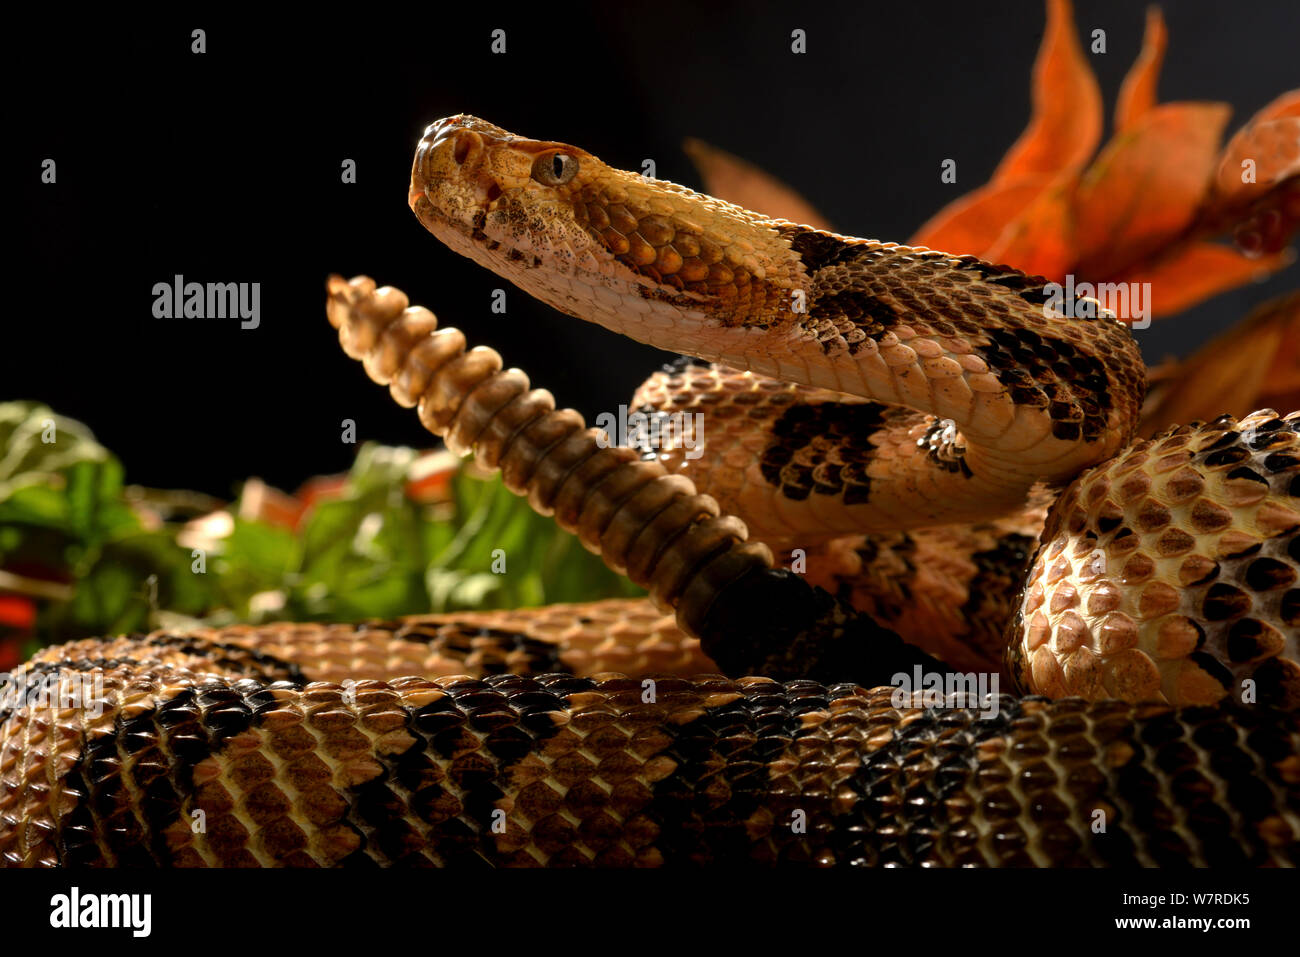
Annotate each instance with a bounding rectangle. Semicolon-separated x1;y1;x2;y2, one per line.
0;594;36;630
0;640;21;673
1115;241;1292;319
981;175;1077;280
1073;102;1231;278
404;451;459;505
992;0;1102;185
1115;6;1168;133
237;477;304;529
296;475;349;509
910;176;1049;255
1259;293;1300;414
1212;90;1300;205
1140;291;1300;434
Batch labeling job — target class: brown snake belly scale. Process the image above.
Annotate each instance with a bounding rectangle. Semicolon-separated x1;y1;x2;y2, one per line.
2;115;1298;867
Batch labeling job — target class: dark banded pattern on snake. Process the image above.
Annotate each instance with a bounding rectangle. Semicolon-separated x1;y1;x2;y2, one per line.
5;633;1298;866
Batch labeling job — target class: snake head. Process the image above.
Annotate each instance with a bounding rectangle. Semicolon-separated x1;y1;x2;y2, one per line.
410;115;608;276
409;115;806;355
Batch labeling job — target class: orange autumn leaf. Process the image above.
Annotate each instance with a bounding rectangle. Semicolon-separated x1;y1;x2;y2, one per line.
1115;6;1168;133
982;177;1077;280
1140;291;1300;434
1261;90;1300;120
1141;339;1271;436
1116;241;1292;318
1144;355;1180;392
1072;102;1231;278
1258;292;1300;413
683;137;832;230
1212;90;1300;203
992;0;1102;185
911;176;1049;255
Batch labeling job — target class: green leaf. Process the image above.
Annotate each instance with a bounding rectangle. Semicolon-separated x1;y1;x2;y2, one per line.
215;519;304;613
0;401;114;489
299;498;366;589
0;482;70;526
7;405;645;649
63;458;129;541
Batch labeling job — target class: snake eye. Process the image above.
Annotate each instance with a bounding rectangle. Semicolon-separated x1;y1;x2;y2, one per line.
532;151;579;186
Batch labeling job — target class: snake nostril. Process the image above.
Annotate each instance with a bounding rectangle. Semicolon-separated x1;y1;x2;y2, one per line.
484;182;502;203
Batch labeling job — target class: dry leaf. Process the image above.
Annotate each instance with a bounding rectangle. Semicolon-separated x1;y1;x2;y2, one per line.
683;138;832;229
1140;290;1300;434
911;177;1049;254
1258;292;1300;414
1212;90;1300;203
1115;7;1167;133
1116;242;1291;318
991;0;1102;185
1073;102;1231;278
982;176;1077;280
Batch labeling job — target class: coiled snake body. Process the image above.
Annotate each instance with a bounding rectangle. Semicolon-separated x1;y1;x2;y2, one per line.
2;117;1297;867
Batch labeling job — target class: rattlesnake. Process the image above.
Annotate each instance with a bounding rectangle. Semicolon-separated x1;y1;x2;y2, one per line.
1;116;1297;867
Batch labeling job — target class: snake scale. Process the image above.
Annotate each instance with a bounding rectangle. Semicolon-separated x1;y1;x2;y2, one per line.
2;116;1298;867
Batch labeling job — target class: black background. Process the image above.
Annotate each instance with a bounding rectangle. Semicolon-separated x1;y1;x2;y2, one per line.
11;1;1300;497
